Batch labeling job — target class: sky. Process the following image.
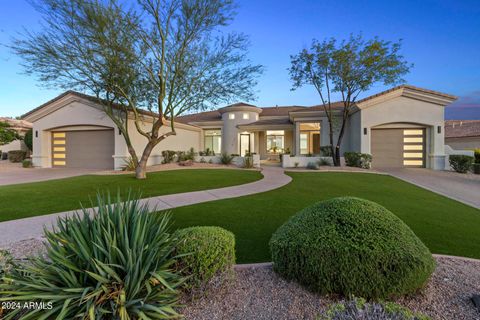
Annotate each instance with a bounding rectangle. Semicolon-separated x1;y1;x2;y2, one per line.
0;0;479;119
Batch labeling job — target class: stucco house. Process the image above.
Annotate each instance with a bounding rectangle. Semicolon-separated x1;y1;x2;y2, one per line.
22;85;456;170
445;120;480;150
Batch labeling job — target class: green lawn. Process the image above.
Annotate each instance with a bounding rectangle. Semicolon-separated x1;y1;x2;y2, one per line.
170;172;480;263
0;169;262;222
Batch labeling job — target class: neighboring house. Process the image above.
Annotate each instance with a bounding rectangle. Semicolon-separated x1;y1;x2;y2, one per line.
22;85;456;170
0;117;32;154
445;120;480;150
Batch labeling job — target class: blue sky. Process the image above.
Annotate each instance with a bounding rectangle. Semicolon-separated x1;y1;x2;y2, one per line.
0;0;479;119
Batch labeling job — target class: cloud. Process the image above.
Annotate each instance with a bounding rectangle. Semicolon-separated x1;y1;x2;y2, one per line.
445;91;480;120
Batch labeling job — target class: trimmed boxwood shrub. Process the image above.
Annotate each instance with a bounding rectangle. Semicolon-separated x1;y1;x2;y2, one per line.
173;226;235;290
7;150;26;163
449;154;473;173
344;152;372;169
269;197;435;299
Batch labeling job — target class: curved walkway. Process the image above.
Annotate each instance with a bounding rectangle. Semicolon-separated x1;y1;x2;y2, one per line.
0;166;291;247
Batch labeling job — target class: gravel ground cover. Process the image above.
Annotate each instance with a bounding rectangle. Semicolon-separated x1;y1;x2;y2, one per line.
4;239;480;320
181;257;480;320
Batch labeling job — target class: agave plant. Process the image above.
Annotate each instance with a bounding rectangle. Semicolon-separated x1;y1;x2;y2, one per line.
0;194;183;319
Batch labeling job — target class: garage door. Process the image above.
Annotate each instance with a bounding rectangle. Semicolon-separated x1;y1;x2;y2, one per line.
371;128;425;168
52;130;114;169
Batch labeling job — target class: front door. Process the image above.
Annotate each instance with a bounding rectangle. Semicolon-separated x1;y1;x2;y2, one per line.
240;134;251;156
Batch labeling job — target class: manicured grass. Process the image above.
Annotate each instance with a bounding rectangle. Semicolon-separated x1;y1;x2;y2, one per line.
0;169;262;222
170;172;480;263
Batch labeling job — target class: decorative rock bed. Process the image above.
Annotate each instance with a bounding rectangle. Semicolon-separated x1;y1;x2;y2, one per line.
3;239;480;320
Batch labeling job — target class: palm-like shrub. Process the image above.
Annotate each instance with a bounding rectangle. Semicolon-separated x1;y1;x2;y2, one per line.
220;152;234;165
270;197;435;299
449;154;474;173
0;194;183;319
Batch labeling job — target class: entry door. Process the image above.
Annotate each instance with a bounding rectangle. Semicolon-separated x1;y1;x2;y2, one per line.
312;134;320;154
240;134;251;156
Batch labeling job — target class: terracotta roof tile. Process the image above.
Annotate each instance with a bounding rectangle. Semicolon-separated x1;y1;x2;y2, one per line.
445;120;480;138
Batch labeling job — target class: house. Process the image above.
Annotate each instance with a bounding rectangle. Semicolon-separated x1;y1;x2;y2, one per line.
445;120;480;150
0;117;32;154
22;85;456;170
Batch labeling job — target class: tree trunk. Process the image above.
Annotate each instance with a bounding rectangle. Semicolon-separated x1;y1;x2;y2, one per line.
334;146;341;167
328;118;339;166
135;141;156;179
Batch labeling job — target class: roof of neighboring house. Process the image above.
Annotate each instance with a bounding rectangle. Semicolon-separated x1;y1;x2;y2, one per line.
445;120;480;138
0;117;32;131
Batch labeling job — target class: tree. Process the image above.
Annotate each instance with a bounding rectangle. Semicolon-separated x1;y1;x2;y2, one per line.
24;128;33;151
0;121;20;146
12;0;263;178
289;34;411;166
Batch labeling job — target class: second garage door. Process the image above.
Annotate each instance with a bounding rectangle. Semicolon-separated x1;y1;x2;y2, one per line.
52;129;114;169
371;128;425;168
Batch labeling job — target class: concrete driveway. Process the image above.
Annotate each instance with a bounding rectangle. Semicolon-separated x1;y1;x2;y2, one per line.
382;167;480;209
0;160;98;186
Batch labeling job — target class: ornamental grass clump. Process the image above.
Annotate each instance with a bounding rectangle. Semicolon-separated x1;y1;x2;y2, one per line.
0;194;183;320
270;197;435;299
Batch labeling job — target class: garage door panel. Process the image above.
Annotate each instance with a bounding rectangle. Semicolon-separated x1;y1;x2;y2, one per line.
52;130;114;169
371;128;425;168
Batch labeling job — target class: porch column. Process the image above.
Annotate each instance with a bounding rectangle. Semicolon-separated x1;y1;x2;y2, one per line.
294;122;300;156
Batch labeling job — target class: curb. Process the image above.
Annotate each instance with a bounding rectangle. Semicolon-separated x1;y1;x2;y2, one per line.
234;254;480;270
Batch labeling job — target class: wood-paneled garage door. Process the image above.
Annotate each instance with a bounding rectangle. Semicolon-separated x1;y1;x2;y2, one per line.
52;130;114;169
371;128;425;168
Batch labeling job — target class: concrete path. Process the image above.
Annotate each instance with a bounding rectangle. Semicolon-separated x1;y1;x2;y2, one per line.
383;168;480;209
0;161;98;186
0;166;291;247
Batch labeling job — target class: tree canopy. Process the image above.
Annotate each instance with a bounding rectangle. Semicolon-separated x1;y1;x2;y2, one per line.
289;34;411;165
12;0;263;178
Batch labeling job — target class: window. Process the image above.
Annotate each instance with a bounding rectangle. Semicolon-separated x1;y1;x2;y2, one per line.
266;130;284;153
243;113;249;119
204;129;221;154
299;122;320;154
229;113;235;120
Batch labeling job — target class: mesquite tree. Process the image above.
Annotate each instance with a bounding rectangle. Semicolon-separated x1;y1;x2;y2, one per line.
289;35;411;166
12;0;262;178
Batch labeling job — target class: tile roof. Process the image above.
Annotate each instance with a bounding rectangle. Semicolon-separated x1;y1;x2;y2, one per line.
21;90;160;120
0;117;32;131
238;118;293;127
356;84;457;104
445;120;480;138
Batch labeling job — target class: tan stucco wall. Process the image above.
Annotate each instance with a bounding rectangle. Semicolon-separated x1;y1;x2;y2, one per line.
445;137;480;150
31;100;122;168
127;118;201;166
30;98;201;169
359;96;445;169
221;110;259;155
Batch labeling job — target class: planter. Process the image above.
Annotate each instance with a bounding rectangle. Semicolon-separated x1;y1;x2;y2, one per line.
473;163;480;174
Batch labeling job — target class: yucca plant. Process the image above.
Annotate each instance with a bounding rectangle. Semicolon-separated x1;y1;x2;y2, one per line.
0;194;183;319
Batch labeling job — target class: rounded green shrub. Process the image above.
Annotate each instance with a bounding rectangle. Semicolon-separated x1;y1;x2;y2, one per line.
174;226;235;290
270;197;435;299
0;194;183;319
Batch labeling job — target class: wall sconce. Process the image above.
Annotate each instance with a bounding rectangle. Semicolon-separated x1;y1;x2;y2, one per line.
35;130;38;138
437;126;441;134
363;128;367;135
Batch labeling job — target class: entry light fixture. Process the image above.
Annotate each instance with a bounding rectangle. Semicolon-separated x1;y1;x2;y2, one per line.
437;126;441;134
363;128;367;135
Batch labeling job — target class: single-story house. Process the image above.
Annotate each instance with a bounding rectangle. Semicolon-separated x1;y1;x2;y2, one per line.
22;85;456;170
445;120;480;150
0;117;32;154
